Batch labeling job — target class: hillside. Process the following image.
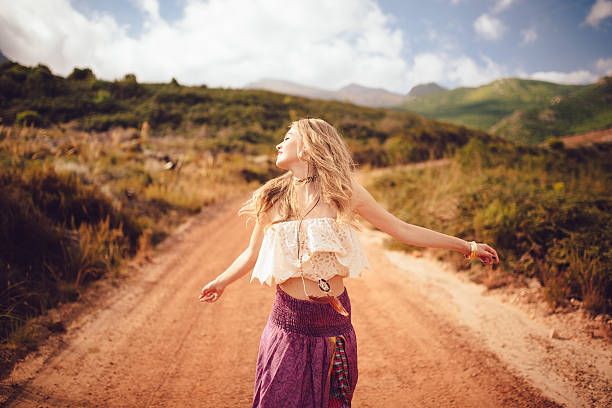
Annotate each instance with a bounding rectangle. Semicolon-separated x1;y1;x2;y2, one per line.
491;76;612;144
399;78;584;136
0;61;500;166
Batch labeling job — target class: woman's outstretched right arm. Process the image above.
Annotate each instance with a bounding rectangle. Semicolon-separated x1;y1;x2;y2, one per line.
199;215;267;303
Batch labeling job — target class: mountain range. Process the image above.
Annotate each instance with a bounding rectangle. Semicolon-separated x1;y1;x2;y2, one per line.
245;79;407;108
247;76;611;144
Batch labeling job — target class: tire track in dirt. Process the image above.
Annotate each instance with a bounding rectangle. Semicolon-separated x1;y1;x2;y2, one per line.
3;195;563;407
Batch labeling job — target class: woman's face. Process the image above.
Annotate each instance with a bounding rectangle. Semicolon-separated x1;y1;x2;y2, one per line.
275;126;301;170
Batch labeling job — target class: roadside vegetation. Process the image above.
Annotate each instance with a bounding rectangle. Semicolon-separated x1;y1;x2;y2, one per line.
0;123;277;370
366;138;612;315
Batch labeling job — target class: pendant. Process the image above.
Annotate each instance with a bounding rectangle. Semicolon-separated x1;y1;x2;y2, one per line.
327;294;349;317
318;278;331;293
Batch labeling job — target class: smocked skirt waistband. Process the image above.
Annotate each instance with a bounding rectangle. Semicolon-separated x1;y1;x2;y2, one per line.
269;284;353;337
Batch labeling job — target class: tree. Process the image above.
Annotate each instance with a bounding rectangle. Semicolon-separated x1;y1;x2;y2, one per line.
68;67;96;81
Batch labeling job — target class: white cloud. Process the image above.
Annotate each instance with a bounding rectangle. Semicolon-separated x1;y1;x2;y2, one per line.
528;70;598;84
407;52;506;89
418;20;459;52
132;0;160;20
474;13;506;40
0;0;410;92
492;0;514;14
131;0;161;28
594;57;612;75
585;0;612;28
520;27;537;45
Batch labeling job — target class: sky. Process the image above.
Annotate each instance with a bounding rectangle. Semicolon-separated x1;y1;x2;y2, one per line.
0;0;611;94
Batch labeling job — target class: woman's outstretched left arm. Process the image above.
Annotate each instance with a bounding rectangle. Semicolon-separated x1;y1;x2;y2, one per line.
351;179;499;265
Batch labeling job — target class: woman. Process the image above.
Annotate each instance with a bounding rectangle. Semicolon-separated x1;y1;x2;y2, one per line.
199;118;499;407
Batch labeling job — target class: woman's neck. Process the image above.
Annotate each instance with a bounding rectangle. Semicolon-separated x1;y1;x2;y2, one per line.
293;180;319;202
289;162;309;179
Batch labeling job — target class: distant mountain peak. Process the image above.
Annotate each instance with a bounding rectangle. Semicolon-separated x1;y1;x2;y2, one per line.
339;82;398;94
407;82;447;96
0;49;8;63
339;83;366;91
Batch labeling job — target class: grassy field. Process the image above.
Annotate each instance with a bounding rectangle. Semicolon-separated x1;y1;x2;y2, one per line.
366;138;612;315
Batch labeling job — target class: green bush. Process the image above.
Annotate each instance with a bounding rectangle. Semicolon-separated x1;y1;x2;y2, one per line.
546;137;565;150
110;73;143;99
68;67;95;81
25;64;61;97
94;90;115;113
15;110;42;127
81;112;141;131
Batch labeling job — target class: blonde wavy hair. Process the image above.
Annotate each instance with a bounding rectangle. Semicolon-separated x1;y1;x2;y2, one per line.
239;118;357;229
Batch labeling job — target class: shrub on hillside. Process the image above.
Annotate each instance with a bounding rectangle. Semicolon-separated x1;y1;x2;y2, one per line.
15;111;42;127
68;67;96;81
81;112;141;131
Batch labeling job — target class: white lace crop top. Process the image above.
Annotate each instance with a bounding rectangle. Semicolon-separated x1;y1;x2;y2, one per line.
250;217;371;286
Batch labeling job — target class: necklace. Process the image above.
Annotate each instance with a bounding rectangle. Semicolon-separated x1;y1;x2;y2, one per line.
292;174;317;185
296;194;349;317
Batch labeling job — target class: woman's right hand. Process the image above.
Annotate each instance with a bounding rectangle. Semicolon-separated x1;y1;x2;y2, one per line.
473;242;500;265
199;279;226;303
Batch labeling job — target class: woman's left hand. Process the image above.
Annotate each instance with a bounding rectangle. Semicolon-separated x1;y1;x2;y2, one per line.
474;243;500;265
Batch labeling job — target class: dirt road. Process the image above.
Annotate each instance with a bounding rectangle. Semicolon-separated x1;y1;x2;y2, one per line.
2;195;609;407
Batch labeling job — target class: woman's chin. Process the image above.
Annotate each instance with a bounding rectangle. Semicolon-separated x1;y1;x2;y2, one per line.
275;158;288;170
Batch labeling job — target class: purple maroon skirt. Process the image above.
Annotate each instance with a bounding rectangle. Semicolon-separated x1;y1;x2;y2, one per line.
252;284;358;408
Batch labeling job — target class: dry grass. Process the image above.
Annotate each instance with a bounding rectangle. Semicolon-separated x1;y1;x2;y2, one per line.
0;123;277;353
